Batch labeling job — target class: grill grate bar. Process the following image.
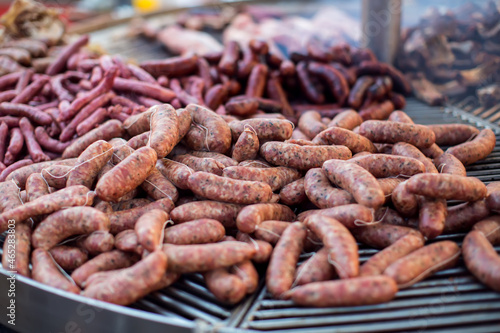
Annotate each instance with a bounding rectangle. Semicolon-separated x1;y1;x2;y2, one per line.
160;286;231;318
247;302;500;330
252;292;500;319
246;313;500;333
148;292;222;324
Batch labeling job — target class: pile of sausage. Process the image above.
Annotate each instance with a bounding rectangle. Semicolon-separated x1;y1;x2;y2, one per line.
0;32;408;177
0;99;499;308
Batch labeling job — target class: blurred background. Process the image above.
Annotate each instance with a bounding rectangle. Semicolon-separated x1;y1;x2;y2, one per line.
0;0;494;27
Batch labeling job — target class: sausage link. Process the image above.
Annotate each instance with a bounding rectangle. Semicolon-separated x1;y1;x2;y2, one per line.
135;209;169;252
328;109;363;130
392;142;438;173
71;250;138;287
418;197;447;240
384;241;460;288
473;216;500;245
204;268;247;304
229;118;293;143
149;104;179;158
25;173;50;202
236;203;296;233
305;215;359;278
312;126;377;154
261;141;351;170
352;224;424;249
232;127;260;162
443;200;490;233
428;124;480;146
434;153;466;176
391;181;419;217
359;120;435;148
185;104;232;153
82;250;168;305
406;173;486;201
156;158;194;190
323;160;384;209
463;230;500;292
266;222;307;298
170;200;242;228
298;111;327;139
95;146;157;202
162;242;256;273
446;129;496;165
173;154;225;176
349;154;426;178
49;245;88;271
279;178;307;206
32;207;110;250
286;276;398;307
164;219;225;245
294;248;336;286
32;249;81;293
298;204;373;229
223;166;301;192
304;168;354;209
360;234;425;277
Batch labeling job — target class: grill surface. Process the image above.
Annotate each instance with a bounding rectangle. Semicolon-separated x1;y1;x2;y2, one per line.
1;99;500;333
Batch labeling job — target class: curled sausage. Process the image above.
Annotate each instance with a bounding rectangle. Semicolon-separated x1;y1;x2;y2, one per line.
305;215;359;279
304;168;354;209
83;250;168;305
428;124;480;146
237;202;295;234
0;185;94;233
266;222;307;298
323;160;384;209
32;207;110;250
446;129;496;166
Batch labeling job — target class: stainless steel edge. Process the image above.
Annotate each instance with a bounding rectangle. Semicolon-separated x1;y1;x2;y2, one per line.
0;268;194;333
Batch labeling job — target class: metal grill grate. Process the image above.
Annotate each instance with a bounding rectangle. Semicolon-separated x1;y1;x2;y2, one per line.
1;99;500;333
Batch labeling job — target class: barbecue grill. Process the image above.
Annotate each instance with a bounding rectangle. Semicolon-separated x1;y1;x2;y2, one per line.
1;1;500;332
1;98;499;333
